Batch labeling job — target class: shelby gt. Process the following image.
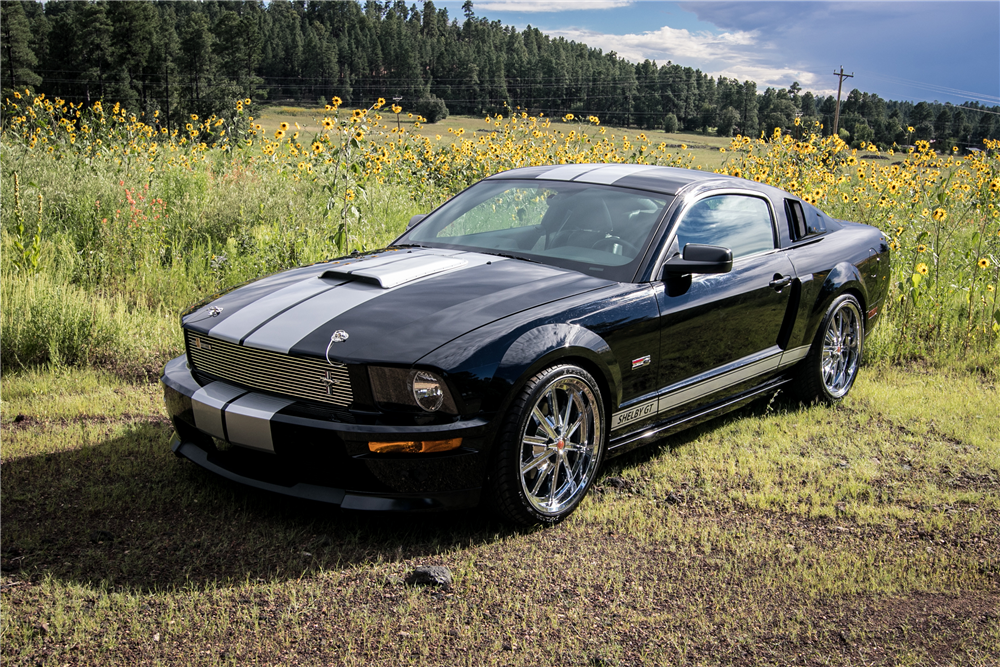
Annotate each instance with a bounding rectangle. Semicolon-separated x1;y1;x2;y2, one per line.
162;164;889;526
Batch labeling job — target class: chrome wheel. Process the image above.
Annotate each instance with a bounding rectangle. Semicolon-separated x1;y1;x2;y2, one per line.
821;300;862;398
488;365;606;525
519;374;603;516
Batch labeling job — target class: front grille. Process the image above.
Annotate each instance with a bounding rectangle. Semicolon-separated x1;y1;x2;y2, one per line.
186;331;353;408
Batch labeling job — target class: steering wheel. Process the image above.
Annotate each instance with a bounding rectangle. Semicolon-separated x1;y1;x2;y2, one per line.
591;236;639;257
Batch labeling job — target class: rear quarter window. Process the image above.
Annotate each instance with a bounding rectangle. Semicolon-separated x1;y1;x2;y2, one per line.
785;199;826;241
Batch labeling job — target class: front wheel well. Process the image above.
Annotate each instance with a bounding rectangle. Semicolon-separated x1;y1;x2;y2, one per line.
536;354;615;428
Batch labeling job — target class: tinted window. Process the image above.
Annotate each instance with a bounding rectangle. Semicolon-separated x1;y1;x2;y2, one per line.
398;179;672;281
673;195;774;259
786;198;825;240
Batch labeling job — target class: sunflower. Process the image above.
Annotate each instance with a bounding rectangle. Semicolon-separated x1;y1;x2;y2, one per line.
979;258;991;269
312;142;323;154
915;263;929;276
917;244;927;253
932;208;947;221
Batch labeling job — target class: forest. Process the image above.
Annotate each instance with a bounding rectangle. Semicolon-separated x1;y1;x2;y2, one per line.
2;0;999;149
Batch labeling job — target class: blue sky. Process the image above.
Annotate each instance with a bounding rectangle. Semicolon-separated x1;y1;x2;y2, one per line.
437;1;1000;106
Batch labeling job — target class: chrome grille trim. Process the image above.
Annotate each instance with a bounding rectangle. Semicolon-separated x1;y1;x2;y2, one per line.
186;332;353;407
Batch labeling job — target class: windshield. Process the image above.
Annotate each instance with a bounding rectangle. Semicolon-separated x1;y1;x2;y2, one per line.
395;179;672;282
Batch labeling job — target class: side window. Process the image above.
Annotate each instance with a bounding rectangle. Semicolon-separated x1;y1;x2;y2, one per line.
786;198;826;241
674;195;775;259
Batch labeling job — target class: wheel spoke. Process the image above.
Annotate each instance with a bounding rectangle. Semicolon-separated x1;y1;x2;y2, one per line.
531;406;558;440
547;388;561;429
560;386;574;434
523;434;548;457
564;414;583;441
547;455;562;506
521;449;553;476
530;461;552;495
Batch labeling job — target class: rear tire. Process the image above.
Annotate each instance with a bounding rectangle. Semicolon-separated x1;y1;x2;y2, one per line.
487;364;606;527
793;294;864;404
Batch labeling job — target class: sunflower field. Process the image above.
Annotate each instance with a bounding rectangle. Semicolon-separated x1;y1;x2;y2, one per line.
2;91;998;376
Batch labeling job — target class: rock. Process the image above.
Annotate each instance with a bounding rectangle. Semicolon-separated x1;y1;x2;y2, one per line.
665;492;682;505
89;530;114;544
605;477;629;489
13;414;26;424
404;565;453;588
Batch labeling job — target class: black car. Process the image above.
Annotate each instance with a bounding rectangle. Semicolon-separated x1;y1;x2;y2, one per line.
162;164;889;525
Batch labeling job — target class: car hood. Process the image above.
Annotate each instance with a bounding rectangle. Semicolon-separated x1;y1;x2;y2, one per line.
183;247;614;365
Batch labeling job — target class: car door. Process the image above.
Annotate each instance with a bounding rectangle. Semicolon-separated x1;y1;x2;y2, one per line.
650;192;797;420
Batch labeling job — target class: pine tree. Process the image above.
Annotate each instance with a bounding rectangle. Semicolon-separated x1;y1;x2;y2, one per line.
1;0;42;91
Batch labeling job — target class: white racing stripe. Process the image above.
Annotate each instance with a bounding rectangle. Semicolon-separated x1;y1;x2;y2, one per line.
656;352;781;413
572;165;659;185
535;164;604;181
611;347;784;431
224;393;295;452
779;345;811;367
326;254;468;288
192;382;247;439
242;251;502;353
208;277;334;344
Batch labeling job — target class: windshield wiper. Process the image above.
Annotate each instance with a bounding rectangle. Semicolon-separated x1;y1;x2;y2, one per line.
488;251;540;263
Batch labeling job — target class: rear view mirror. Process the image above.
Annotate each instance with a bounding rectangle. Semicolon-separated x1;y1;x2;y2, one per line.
407;214;427;229
661;243;733;276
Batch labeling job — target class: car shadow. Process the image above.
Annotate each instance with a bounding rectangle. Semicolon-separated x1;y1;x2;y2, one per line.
0;419;520;593
2;391;807;592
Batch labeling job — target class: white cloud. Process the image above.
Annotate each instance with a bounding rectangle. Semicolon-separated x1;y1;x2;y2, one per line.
545;23;836;94
475;0;635;12
547;24;760;62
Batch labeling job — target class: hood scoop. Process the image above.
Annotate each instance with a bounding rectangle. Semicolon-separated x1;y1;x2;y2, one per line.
322;253;468;288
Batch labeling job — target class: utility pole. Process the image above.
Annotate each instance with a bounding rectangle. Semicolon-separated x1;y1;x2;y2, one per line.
832;66;854;137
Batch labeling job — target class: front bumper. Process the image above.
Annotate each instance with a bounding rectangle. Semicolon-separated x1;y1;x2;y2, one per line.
161;356;491;511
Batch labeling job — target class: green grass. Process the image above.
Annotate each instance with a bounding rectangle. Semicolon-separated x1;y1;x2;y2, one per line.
2;363;997;665
2;98;997;665
255;103;734;171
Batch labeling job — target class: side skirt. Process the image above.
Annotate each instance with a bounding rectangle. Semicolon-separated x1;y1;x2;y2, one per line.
605;375;792;458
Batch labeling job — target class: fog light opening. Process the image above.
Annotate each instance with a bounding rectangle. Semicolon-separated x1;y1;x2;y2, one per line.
368;438;463;454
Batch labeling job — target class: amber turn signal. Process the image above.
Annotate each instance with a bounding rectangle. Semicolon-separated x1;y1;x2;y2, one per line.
368;438;462;454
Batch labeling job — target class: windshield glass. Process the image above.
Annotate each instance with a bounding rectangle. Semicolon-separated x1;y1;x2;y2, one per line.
396;179;672;282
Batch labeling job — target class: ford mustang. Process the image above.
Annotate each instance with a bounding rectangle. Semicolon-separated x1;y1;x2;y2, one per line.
162;164;889;525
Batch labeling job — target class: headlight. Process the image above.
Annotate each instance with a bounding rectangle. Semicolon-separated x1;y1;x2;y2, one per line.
412;371;445;411
369;367;458;414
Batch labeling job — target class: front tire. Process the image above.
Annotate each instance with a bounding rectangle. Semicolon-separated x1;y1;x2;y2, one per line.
488;364;606;526
794;294;864;404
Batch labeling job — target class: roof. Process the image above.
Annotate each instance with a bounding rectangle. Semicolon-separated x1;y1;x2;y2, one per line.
486;164;729;196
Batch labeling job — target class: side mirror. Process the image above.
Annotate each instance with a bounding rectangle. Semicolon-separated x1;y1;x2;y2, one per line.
407;214;427;229
661;243;733;277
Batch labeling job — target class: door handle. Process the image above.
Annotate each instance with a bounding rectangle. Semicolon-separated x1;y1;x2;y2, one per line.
769;275;793;292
